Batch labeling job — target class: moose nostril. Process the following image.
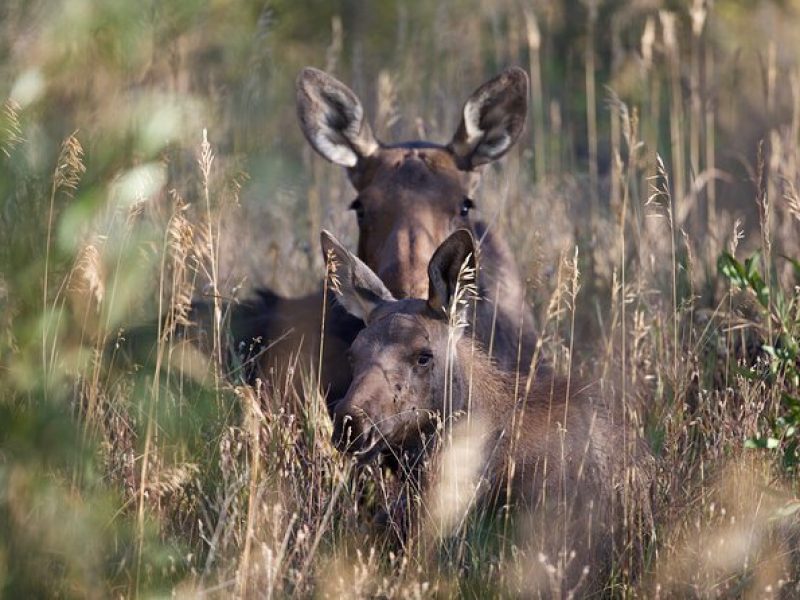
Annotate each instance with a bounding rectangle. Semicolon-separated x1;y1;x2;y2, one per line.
332;412;362;452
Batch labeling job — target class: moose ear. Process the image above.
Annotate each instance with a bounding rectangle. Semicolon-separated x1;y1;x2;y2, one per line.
448;67;529;170
297;68;379;168
427;229;477;318
321;230;394;322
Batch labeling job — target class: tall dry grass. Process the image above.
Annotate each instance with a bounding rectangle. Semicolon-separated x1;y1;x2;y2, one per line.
1;0;800;597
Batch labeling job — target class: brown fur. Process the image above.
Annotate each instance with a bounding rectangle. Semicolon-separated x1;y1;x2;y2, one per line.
295;66;537;375
323;229;652;594
197;68;539;408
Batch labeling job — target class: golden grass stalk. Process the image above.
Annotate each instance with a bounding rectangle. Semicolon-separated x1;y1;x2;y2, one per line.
1;98;23;157
689;0;707;182
444;251;477;446
660;11;686;208
198;128;223;385
583;0;599;219
43;132;86;390
523;6;546;181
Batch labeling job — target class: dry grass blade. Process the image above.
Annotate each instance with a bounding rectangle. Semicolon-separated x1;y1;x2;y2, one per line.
1;99;23;157
54;132;86;196
69;242;105;315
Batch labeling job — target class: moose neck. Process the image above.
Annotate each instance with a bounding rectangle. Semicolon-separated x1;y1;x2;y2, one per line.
469;221;538;374
449;337;519;426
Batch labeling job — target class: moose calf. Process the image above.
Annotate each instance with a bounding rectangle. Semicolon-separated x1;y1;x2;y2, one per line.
321;228;651;595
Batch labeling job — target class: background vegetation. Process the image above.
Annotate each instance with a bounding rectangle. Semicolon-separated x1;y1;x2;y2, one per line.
1;0;800;596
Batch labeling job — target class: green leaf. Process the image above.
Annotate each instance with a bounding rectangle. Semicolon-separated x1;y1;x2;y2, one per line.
718;252;748;288
746;269;769;307
745;436;780;450
733;364;759;381
718;251;769;306
782;393;800;409
744;251;762;280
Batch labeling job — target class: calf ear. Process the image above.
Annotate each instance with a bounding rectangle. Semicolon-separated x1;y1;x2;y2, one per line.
321;230;394;322
448;67;529;170
427;229;477;319
297;68;379;168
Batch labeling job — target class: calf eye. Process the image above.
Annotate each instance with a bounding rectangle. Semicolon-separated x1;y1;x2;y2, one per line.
460;197;475;217
349;198;366;224
416;351;433;367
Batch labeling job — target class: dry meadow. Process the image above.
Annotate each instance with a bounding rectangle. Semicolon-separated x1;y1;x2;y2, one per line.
1;0;800;597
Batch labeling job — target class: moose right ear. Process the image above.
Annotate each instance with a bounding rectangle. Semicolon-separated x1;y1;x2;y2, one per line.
427;229;477;318
448;67;529;170
297;68;379;168
321;230;395;322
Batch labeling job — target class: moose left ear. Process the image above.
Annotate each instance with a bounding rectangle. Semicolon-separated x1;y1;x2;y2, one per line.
297;68;379;168
427;229;477;318
448;67;529;170
321;230;395;322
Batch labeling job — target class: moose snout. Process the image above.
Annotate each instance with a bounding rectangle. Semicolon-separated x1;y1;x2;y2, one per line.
376;226;438;299
331;370;389;458
331;405;367;453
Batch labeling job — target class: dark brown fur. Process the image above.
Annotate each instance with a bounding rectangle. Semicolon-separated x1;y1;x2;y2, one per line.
296;66;537;376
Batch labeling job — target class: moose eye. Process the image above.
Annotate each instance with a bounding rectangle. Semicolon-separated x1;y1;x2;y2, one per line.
349;198;365;224
460;197;475;217
416;351;433;367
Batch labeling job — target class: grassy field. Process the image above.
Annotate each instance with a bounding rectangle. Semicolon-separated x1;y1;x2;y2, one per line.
2;0;800;596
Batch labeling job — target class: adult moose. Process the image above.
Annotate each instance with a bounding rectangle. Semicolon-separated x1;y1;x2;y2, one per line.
220;67;539;409
321;228;651;595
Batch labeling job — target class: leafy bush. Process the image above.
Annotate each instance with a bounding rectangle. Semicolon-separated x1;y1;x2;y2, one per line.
719;250;800;472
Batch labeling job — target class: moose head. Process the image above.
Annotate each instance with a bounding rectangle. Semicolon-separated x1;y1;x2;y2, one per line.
320;227;477;460
298;67;527;299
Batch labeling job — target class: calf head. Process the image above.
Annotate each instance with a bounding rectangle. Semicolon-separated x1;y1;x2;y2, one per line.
298;67;527;299
320;228;477;461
